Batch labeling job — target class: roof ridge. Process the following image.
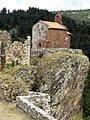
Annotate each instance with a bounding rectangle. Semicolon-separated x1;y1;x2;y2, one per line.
41;21;67;30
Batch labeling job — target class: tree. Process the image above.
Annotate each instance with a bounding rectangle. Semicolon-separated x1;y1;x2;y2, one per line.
1;7;7;15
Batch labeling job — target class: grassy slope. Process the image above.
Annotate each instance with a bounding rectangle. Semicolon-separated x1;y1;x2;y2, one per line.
0;102;29;120
61;9;90;22
0;65;30;120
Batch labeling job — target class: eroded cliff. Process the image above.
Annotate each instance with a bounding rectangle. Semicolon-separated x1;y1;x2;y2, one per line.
36;49;89;120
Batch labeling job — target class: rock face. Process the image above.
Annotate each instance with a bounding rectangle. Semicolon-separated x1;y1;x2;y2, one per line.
36;49;89;120
14;66;36;82
0;77;28;102
16;92;56;120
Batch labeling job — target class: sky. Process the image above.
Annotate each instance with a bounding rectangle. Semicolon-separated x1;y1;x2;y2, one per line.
0;0;90;12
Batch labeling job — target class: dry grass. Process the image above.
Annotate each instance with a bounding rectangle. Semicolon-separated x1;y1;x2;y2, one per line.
73;113;83;120
0;102;30;120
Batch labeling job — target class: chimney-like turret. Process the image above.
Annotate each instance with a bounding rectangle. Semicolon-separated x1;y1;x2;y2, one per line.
55;12;63;25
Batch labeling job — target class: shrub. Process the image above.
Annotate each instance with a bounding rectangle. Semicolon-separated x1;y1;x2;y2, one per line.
0;78;28;102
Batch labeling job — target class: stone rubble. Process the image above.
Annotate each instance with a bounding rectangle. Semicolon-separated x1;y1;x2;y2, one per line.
16;91;56;120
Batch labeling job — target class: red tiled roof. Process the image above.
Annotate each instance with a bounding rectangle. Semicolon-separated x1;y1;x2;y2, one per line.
42;21;67;30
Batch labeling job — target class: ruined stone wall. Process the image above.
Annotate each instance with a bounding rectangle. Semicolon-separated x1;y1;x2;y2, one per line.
6;38;31;65
0;30;12;70
6;41;27;64
0;41;6;70
14;66;36;82
0;30;31;67
48;29;70;48
0;30;12;53
36;49;89;120
31;48;83;58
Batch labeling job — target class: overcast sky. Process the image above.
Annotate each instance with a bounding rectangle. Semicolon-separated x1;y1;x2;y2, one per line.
0;0;90;11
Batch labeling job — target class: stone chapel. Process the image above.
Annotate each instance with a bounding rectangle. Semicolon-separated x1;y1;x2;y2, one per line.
32;12;71;48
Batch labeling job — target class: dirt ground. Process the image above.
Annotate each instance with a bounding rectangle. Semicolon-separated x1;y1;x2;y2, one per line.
0;102;30;120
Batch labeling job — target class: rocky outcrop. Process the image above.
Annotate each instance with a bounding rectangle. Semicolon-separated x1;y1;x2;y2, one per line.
15;48;89;120
0;77;28;102
17;92;56;120
14;66;36;82
36;49;89;120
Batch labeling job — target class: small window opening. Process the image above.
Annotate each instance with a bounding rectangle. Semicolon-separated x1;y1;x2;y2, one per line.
39;43;41;47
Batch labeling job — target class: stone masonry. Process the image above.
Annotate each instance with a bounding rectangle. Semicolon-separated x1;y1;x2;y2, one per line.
0;30;11;70
6;37;31;65
16;91;56;120
32;20;70;49
0;30;31;68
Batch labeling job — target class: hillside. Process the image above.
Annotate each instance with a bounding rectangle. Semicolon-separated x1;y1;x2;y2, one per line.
61;9;90;60
0;8;90;119
61;9;90;23
0;8;90;60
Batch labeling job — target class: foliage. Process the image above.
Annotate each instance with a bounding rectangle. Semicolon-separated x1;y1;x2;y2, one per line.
0;77;28;102
73;113;83;120
5;60;20;69
0;7;54;40
31;57;41;66
3;64;28;76
61;11;90;60
83;116;90;120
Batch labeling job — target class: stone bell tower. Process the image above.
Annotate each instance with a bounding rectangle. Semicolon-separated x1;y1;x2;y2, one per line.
55;12;63;25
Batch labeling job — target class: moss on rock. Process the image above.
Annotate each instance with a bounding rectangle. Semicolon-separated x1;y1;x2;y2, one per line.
35;50;89;120
0;78;28;102
36;51;89;93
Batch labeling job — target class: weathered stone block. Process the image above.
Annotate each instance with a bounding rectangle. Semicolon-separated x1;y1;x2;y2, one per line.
16;92;56;120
